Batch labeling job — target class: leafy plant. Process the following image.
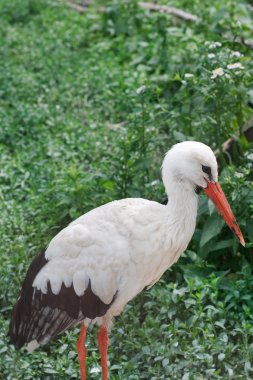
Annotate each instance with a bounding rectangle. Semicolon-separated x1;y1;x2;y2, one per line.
0;0;253;378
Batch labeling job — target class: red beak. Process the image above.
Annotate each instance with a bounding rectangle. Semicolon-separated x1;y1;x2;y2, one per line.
203;181;245;246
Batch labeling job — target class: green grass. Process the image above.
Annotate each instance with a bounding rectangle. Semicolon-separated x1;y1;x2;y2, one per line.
0;0;253;378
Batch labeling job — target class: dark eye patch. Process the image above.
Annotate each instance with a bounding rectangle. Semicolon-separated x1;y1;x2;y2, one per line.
202;165;211;175
202;165;212;181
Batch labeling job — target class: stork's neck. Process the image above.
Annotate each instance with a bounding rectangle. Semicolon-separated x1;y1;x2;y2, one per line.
166;182;198;218
143;180;199;287
165;180;198;247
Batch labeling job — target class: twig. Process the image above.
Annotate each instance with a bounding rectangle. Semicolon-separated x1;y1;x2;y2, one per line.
67;1;105;13
67;1;199;22
67;2;88;12
223;31;253;51
139;2;199;22
214;121;253;159
238;36;253;51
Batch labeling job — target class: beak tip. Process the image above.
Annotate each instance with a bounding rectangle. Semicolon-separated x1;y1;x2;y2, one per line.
240;238;245;247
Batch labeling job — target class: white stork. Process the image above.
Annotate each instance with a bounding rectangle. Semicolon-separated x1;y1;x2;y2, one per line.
9;141;245;380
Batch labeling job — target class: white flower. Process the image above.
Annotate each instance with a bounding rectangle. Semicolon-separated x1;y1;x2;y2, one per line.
225;73;231;79
231;51;243;58
208;53;215;59
235;172;244;179
208;42;222;49
136;85;146;95
211;67;224;79
90;367;100;374
184;73;194;78
227;62;244;70
246;153;253;161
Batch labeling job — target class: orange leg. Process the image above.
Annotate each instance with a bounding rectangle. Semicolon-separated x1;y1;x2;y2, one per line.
97;325;109;380
76;324;88;380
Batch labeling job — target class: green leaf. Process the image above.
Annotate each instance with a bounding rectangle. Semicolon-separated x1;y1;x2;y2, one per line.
200;212;225;247
44;368;58;374
211;239;234;251
173;131;186;142
162;358;169;368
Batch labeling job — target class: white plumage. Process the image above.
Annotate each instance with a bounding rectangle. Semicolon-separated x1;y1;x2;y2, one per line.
34;197;190;319
33;139;213;325
9;141;244;380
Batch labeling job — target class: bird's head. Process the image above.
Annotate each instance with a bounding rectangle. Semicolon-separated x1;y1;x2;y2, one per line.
162;141;245;246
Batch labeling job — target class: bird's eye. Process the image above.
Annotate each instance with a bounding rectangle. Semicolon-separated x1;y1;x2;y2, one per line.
202;165;211;176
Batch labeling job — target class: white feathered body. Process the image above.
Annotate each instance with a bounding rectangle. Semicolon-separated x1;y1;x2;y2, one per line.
33;187;198;326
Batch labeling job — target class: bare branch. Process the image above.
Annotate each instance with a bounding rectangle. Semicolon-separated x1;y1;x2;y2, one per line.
139;2;199;22
67;1;199;22
238;36;253;51
214;120;253;162
67;1;105;13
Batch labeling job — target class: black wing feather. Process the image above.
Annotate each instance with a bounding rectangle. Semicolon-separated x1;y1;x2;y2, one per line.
8;249;117;349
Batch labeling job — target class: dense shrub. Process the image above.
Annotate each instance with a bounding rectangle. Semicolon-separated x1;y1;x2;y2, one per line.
0;0;253;378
